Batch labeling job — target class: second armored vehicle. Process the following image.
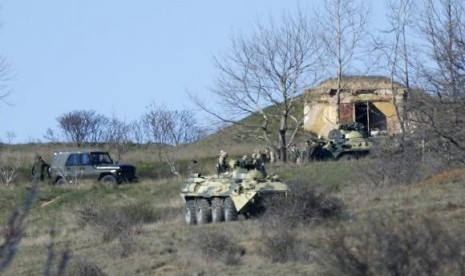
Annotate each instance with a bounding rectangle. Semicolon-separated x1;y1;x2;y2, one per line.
308;122;374;160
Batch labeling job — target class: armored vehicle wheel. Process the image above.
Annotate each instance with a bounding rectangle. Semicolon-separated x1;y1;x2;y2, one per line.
195;199;211;225
101;175;117;186
224;197;237;222
211;198;224;223
184;200;196;225
55;177;66;186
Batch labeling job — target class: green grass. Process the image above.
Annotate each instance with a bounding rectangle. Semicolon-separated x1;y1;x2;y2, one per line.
4;92;465;274
2;141;465;275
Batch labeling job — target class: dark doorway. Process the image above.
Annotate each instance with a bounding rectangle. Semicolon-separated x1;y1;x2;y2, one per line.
354;102;387;132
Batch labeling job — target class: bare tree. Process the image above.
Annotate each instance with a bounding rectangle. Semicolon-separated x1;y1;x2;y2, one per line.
193;9;323;162
142;104;205;147
412;0;465;163
5;131;15;144
142;104;206;175
380;0;417;149
0;57;12;106
105;115;131;160
129;119;147;145
57;110;109;147
142;104;174;150
43;128;60;143
317;0;371;123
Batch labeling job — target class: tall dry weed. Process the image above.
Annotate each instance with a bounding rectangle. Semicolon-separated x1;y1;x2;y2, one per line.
317;211;465;275
76;202;161;258
190;230;245;266
260;175;345;228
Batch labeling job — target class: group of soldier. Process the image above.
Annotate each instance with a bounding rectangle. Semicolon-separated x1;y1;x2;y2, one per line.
216;140;317;172
287;140;317;164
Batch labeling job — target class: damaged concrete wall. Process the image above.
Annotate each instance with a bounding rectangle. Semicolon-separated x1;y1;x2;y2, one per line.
303;76;406;138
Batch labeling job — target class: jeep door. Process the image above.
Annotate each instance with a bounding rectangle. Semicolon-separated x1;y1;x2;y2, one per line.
64;153;96;182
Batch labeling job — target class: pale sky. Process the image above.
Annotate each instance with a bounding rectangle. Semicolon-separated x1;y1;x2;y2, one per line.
0;0;386;143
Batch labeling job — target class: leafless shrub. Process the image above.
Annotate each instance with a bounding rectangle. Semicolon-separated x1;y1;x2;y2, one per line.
258;227;307;263
356;139;424;186
317;212;465;276
0;154;21;185
0;163;19;185
356;137;446;186
260;176;345;227
67;258;106;276
43;230;71;276
0;176;38;272
76;202;159;258
192;230;245;266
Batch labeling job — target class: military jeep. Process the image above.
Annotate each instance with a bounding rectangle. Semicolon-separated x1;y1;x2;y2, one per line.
49;150;137;185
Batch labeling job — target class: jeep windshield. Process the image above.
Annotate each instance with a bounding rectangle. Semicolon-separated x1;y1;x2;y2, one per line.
90;152;114;165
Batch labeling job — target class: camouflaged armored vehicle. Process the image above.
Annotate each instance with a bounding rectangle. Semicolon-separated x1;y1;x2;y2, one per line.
318;122;374;159
180;158;288;225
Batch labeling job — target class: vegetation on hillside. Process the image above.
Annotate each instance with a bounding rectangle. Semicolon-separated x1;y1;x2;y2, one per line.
2;0;465;274
1;155;465;275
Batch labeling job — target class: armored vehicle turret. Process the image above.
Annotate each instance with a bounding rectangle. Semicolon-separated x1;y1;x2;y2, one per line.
323;122;374;159
307;122;374;160
180;158;288;225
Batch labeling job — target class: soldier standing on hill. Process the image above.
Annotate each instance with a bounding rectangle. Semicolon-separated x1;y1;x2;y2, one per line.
31;154;50;182
188;160;198;176
216;150;229;174
301;140;314;163
287;143;299;163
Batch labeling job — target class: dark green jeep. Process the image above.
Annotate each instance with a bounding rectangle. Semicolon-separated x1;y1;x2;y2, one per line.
49;150;137;185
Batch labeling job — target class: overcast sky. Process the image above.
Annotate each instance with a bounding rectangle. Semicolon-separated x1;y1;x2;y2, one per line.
0;0;387;144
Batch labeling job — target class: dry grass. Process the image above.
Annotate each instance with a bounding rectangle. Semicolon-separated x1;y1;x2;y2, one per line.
1;143;465;275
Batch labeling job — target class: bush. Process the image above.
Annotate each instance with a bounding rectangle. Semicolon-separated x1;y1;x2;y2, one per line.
317;212;465;275
192;230;245;266
260;175;345;227
259;227;306;263
355;138;446;186
76;202;160;257
67;258;106;276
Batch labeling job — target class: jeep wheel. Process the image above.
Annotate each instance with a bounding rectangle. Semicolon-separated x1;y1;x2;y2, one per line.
101;175;117;186
55;178;66;186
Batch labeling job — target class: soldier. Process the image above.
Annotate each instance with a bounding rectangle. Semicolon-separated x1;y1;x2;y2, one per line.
31;154;50;182
287;143;299;163
251;149;261;162
252;152;267;177
301;140;314;163
267;147;277;163
188;160;198;176
216;150;229;174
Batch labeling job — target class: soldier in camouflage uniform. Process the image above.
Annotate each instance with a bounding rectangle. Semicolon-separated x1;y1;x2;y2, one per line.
287;143;299;163
31;155;50;181
300;140;315;163
216;150;229;174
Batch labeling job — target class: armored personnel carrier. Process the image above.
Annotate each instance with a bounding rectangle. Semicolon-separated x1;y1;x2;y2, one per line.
180;158;289;225
307;122;374;160
324;122;374;159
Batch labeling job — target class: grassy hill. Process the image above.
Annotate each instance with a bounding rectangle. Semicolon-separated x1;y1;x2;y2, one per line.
2;105;465;274
0;156;465;275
